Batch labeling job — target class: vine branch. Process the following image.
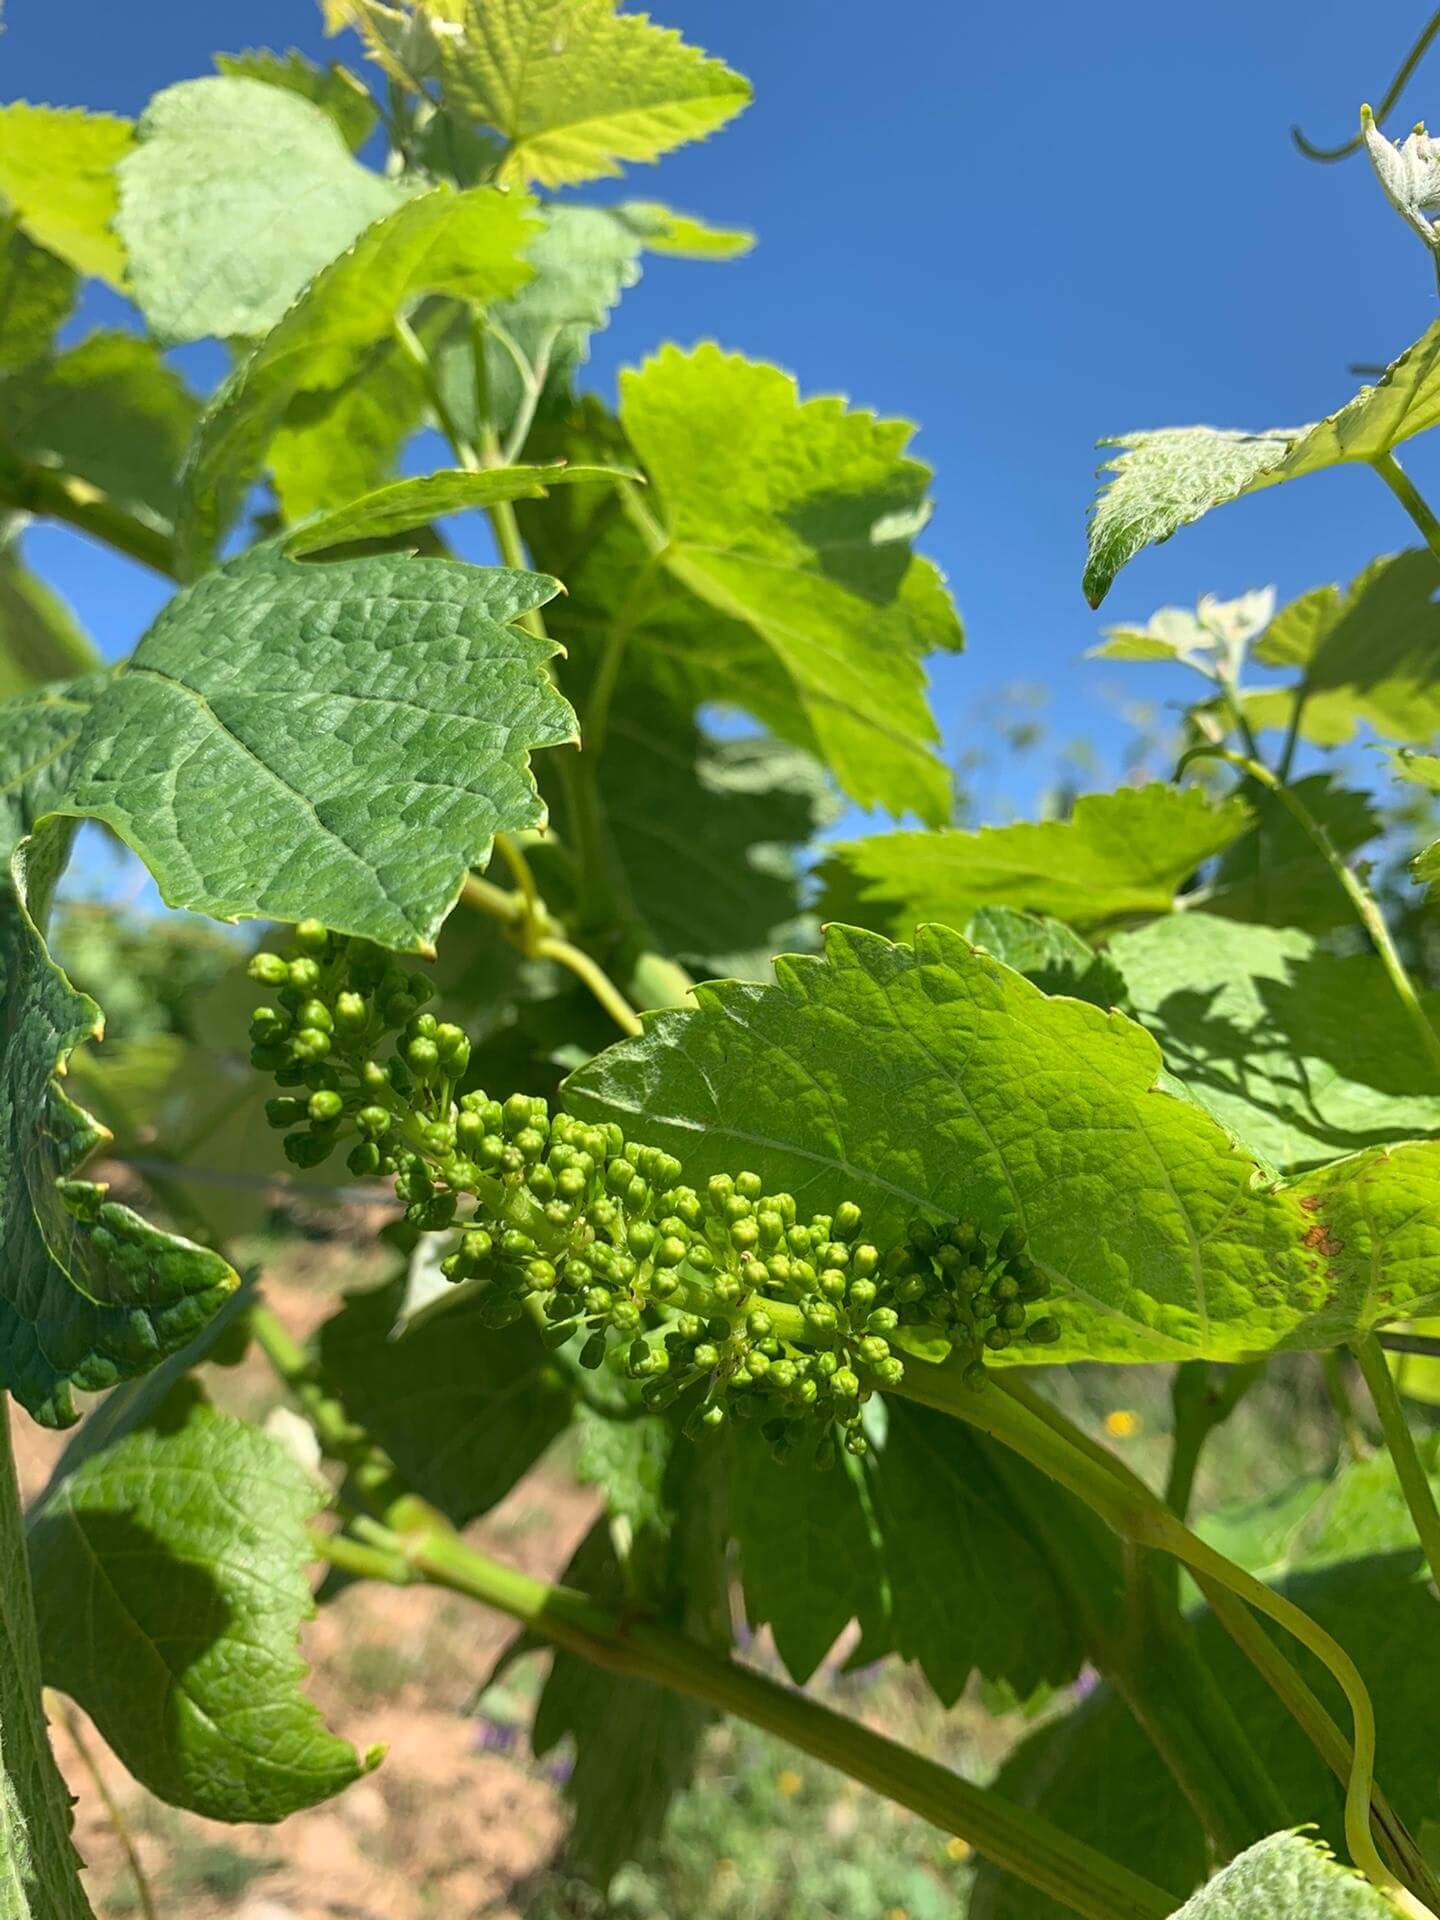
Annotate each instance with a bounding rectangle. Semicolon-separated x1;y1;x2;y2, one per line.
1351;1333;1440;1591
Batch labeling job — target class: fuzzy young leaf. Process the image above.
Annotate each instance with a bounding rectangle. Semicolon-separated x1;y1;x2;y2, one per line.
0;105;132;288
820;785;1248;937
1109;912;1440;1173
28;1382;374;1821
213;48;378;151
116;77;403;345
0;332;200;529
32;543;573;950
1;822;237;1427
318;1279;572;1523
1168;1834;1394;1920
1084;319;1440;604
436;0;751;188
567;922;1440;1363
0;229;75;374
284;462;631;555
180;185;539;571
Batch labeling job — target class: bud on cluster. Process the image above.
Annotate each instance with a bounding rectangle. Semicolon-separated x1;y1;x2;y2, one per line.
247;925;1062;1466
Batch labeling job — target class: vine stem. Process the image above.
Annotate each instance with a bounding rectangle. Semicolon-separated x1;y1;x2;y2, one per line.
1179;743;1440;1083
894;1361;1433;1913
1292;14;1440;160
0;449;176;578
1371;452;1440;570
312;1524;1173;1920
1351;1334;1440;1592
459;871;643;1037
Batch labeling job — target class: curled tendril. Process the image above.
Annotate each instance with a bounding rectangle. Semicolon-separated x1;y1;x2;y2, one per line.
1292;9;1440;161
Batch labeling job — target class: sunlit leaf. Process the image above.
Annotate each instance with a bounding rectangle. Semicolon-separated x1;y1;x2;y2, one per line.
0;104;133;288
284;461;630;555
213;47;378;150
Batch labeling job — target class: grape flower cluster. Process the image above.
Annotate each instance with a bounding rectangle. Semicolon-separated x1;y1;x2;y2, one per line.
247;923;1062;1466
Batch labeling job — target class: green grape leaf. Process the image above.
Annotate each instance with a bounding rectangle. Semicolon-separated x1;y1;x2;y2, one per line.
0;675;107;867
267;329;430;525
1388;748;1440;895
1;1411;93;1920
1238;551;1440;747
28;1380;374;1821
436;0;751;189
819;786;1249;937
871;1401;1085;1704
0;105;132;288
31;543;574;950
213;48;378;151
732;1426;887;1683
179;185;539;573
0;332;200;529
0;529;100;700
322;0;462;93
566;921;1440;1363
1;822;237;1427
964;907;1128;1010
1109;912;1440;1173
1084;318;1440;604
0;227;75;374
1168;1835;1394;1920
283;461;632;556
116;77;403;346
1204;775;1380;933
576;345;960;823
317;1278;572;1523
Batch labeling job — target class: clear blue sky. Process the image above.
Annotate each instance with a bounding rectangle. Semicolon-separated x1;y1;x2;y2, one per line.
7;0;1440;821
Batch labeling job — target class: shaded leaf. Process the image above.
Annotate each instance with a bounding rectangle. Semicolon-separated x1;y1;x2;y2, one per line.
0;675;107;866
567;921;1440;1363
0;105;132;288
964;907;1128;1010
317;1277;572;1523
116;77;402;346
1109;912;1440;1172
0;227;75;374
39;542;575;950
180;185;538;572
214;48;378;151
28;1381;372;1821
284;461;630;556
1241;551;1440;748
1;821;237;1427
820;786;1249;937
436;0;751;189
0;332;200;528
1204;775;1379;933
1084;319;1440;604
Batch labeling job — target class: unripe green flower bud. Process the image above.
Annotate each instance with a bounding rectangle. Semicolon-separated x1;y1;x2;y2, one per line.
832;1366;860;1400
1026;1316;1061;1345
248;952;290;988
348;1141;382;1176
424;1121;456;1155
288;957;322;992
706;1173;734;1213
525;1259;557;1292
963;1360;989;1391
997;1225;1027;1260
580;1332;608;1370
527;1164;556;1202
293;1028;331;1061
265;1096;305;1129
499;1229;536;1258
867;1307;899;1334
984;1325;1012;1351
295;918;329;953
844;1429;869;1458
908;1217;938;1256
735;1171;762;1201
335;991;368;1033
998;1301;1026;1330
356;1106;391;1140
406;1036;440;1077
857;1335;891;1366
820;1267;847;1301
849;1277;877;1313
747;1309;773;1340
657;1235;688;1269
308;1090;344;1123
833;1200;863;1241
747;1349;771;1378
463;1229;493;1265
993;1273;1021;1302
875;1356;906;1387
285;1131;333;1168
503;1093;533;1137
730;1218;759;1254
693;1342;720;1370
804;1299;838;1335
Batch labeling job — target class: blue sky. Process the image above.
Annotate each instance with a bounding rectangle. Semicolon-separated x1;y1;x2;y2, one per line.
7;0;1440;824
